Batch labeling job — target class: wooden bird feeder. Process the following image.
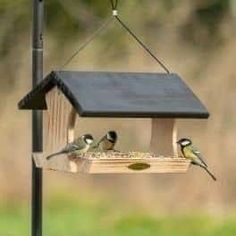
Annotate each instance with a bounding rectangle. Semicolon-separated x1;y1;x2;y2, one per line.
18;70;209;174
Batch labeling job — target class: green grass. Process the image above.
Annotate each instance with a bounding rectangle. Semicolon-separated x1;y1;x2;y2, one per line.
1;194;236;236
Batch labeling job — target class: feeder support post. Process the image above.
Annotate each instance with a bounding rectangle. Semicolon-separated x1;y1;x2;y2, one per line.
32;0;44;236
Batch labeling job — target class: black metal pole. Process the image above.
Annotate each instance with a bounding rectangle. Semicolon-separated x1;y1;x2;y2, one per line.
32;0;44;236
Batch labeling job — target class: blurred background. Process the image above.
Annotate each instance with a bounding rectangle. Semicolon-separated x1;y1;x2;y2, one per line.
1;0;236;235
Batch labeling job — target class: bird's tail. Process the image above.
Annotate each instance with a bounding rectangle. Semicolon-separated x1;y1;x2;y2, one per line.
201;166;217;181
46;151;65;160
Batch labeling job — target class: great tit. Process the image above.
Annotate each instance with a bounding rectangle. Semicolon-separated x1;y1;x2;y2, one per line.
177;138;217;181
93;130;118;152
46;134;94;160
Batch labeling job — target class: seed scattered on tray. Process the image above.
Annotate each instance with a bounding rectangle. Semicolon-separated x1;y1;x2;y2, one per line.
68;151;169;160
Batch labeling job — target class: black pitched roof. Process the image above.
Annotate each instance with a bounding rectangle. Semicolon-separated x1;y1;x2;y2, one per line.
18;71;209;118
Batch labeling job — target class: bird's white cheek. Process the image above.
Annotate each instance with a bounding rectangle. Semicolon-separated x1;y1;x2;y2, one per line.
86;139;93;145
181;141;190;146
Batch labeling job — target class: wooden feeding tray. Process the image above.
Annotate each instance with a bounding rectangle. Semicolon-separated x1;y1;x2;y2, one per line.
33;152;190;174
19;71;208;175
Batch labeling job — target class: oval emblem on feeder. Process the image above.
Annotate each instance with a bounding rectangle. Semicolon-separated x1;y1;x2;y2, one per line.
128;162;151;171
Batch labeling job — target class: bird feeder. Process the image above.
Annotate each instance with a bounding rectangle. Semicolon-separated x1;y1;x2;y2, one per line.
18;70;209;174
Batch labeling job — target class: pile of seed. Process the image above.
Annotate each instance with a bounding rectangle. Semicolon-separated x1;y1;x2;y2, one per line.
74;151;168;159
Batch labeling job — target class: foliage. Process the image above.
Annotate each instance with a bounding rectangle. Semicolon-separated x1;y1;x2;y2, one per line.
0;194;236;236
0;0;233;91
0;0;232;54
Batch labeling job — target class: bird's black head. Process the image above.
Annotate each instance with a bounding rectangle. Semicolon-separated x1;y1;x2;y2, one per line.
83;134;94;145
177;138;192;147
107;131;117;143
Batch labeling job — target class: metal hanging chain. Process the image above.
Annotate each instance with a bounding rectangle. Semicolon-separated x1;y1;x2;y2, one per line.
60;15;114;69
110;0;170;74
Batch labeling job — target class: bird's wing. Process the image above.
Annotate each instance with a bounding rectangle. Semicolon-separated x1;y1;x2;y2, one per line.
71;144;80;151
191;145;208;167
93;136;105;148
62;143;79;153
73;136;91;149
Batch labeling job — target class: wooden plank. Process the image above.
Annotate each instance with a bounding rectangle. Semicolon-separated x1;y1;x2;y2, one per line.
34;152;73;173
67;108;76;143
85;158;189;174
43;87;75;157
150;119;178;156
33;152;190;174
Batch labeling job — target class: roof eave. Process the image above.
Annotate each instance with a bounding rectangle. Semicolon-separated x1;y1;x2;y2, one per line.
79;110;210;119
